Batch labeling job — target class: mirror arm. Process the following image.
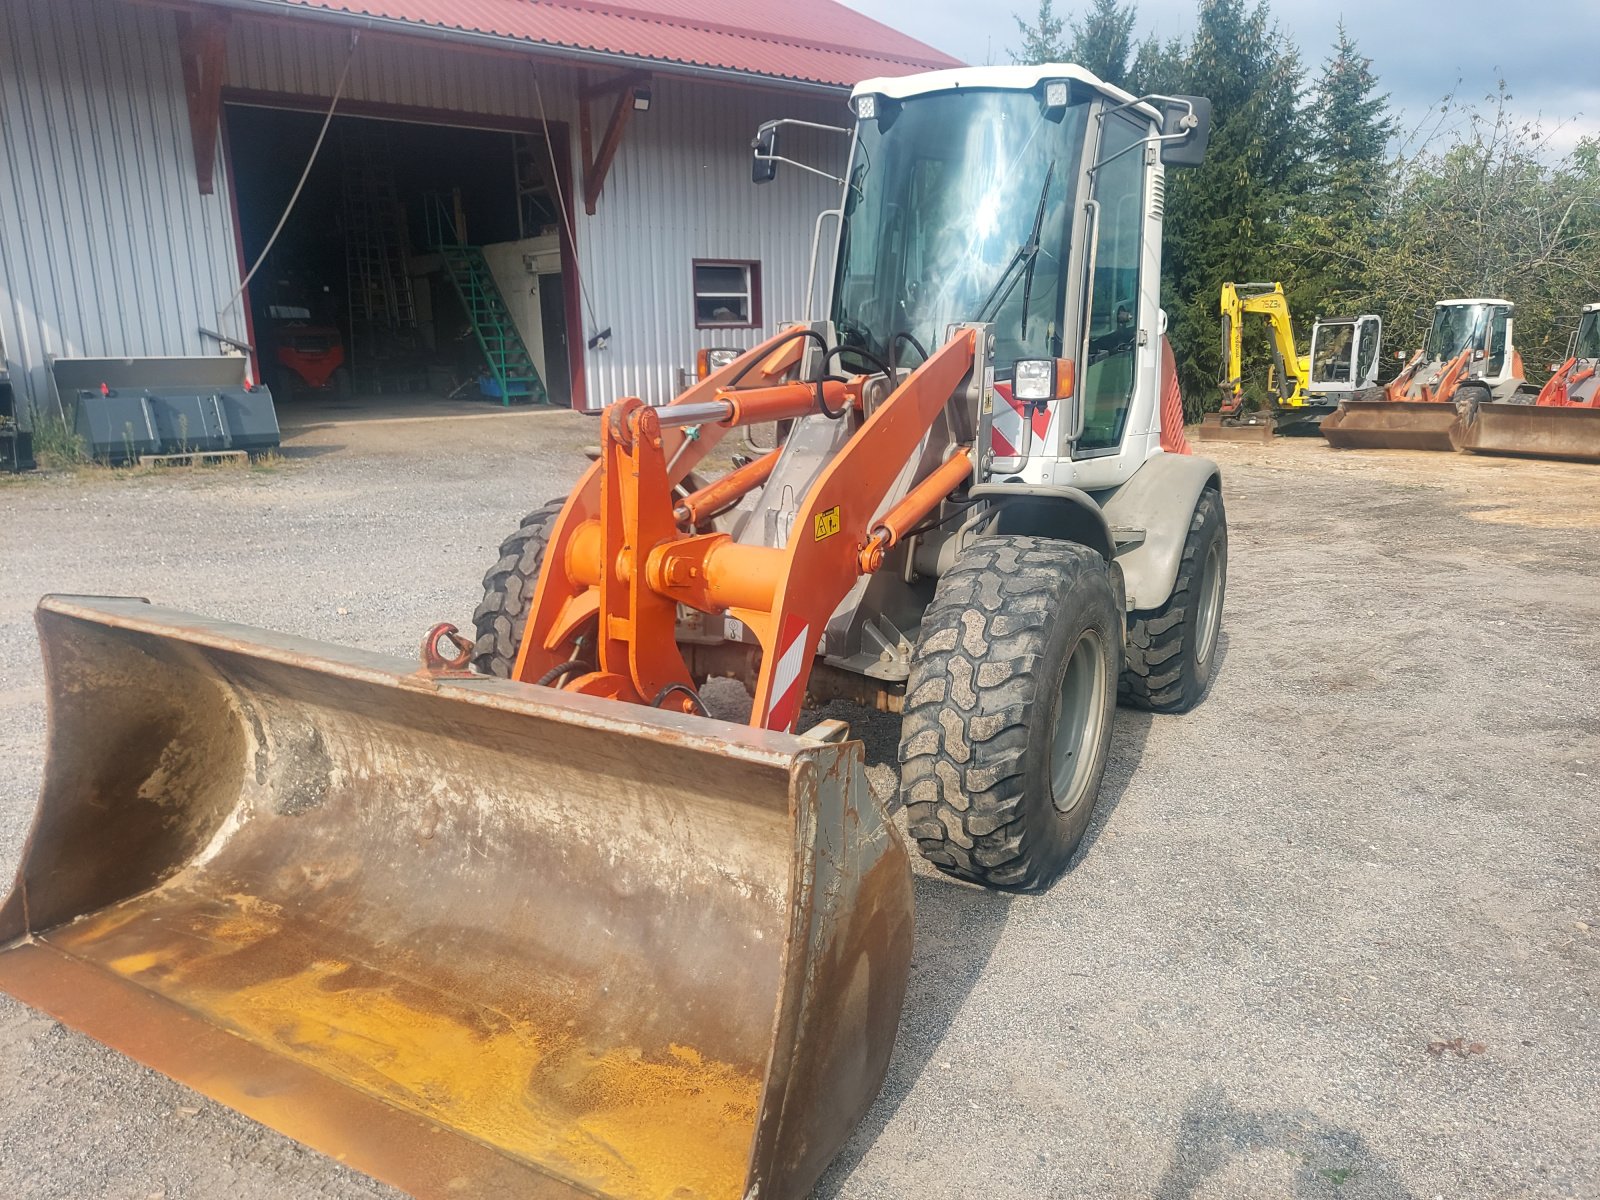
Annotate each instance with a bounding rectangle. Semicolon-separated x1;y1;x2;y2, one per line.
751;118;853;186
1091;93;1202;173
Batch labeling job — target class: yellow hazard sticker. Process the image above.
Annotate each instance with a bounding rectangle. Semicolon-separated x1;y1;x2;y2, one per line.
814;505;841;541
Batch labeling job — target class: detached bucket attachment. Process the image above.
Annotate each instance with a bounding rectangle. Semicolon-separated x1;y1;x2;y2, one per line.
1451;403;1600;464
0;597;913;1200
1321;400;1460;451
1197;411;1277;442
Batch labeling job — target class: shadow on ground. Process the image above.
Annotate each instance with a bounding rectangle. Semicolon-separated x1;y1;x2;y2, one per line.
274;443;344;460
814;693;1154;1196
1154;1084;1416;1199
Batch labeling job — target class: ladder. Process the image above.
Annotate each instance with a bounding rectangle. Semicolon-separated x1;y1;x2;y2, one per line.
341;124;416;377
426;193;548;406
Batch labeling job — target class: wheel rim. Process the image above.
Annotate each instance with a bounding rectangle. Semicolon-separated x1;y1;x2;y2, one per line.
1050;630;1108;814
1194;538;1223;670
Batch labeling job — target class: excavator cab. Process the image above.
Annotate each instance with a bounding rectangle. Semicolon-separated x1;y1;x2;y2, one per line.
1308;314;1382;402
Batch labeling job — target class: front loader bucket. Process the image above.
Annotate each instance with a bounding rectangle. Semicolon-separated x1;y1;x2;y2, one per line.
0;596;913;1200
1321;400;1460;451
1451;402;1600;464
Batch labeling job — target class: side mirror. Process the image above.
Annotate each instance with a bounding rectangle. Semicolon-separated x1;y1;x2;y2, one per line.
751;123;778;184
1159;96;1211;168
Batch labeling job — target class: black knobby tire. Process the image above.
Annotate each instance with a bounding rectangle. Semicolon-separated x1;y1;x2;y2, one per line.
898;535;1121;892
1453;382;1493;415
472;499;566;677
1120;487;1226;713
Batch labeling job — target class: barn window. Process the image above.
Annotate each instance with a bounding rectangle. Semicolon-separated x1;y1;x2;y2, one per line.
693;260;761;328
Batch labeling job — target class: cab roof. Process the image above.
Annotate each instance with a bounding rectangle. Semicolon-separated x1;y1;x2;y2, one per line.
851;63;1158;121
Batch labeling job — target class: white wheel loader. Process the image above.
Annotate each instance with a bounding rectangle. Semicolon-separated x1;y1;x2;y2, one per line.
1;65;1223;1200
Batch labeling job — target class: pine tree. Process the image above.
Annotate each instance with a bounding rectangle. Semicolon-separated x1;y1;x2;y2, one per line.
1284;25;1396;311
1312;25;1395;223
1149;0;1308;412
1067;0;1138;87
1011;0;1067;64
1126;33;1183;96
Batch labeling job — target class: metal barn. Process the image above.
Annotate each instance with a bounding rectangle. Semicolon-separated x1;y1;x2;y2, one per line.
0;0;957;428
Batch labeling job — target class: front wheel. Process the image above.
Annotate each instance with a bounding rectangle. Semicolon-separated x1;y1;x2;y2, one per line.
1453;383;1493;414
898;536;1121;892
472;499;566;677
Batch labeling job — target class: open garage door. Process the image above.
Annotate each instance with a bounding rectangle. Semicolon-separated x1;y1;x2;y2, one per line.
225;103;579;422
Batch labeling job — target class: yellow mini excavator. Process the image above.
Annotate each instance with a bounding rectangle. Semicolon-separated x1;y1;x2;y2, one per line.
1200;282;1376;441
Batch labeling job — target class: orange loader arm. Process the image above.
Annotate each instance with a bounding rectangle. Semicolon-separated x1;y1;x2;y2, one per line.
1537;358;1599;407
515;329;979;731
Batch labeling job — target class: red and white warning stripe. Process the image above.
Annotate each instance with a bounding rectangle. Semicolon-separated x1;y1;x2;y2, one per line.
763;615;811;731
989;380;1053;459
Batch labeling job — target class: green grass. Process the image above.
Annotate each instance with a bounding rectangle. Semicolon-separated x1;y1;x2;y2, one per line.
27;404;88;468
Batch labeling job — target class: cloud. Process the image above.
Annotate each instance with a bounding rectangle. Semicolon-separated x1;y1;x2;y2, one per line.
843;0;1600;150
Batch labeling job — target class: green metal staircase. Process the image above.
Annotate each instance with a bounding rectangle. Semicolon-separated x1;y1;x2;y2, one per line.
426;195;547;405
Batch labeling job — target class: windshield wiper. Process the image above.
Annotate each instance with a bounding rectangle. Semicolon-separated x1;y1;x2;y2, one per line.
1017;161;1055;341
974;160;1056;331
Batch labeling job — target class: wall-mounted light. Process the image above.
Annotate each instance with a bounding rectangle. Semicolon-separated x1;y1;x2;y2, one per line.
632;86;652;112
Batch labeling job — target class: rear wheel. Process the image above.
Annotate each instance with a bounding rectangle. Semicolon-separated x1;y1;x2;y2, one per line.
898;536;1120;892
472;499;566;677
1453;382;1493;414
1120;488;1226;712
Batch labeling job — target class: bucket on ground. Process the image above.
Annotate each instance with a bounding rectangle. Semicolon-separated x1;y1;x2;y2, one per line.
0;596;913;1200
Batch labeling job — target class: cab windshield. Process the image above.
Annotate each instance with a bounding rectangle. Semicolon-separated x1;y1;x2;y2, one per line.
1424;304;1492;361
1576;311;1600;361
830;90;1089;375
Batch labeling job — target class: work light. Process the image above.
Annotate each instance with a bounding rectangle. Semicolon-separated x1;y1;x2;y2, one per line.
1013;359;1057;402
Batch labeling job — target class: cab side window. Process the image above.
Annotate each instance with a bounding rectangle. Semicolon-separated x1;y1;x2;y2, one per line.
1488;307;1509;376
1079;117;1146;453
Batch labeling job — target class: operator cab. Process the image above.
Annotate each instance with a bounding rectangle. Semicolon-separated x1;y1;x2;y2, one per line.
754;65;1210;490
1425;298;1516;381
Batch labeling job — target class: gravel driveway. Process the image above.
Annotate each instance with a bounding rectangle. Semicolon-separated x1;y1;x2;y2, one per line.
1;414;1595;1200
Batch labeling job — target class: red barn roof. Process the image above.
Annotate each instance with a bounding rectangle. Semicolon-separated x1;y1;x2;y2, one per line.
244;0;963;88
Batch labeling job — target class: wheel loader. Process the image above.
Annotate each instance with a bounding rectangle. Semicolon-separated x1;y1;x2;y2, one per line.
1322;297;1532;451
1451;302;1600;463
0;65;1222;1200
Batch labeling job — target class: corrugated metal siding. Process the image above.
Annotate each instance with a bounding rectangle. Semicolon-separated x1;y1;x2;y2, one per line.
575;76;846;405
0;0;248;414
0;4;846;416
230;19;847;407
227;19;586;119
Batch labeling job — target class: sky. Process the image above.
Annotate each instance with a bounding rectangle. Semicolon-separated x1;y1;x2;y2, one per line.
842;0;1600;155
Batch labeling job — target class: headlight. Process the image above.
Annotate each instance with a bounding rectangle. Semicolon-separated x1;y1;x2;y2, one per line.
696;347;740;380
1013;359;1057;402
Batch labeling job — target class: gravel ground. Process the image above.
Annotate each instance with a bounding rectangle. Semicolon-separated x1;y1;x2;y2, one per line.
1;415;1596;1200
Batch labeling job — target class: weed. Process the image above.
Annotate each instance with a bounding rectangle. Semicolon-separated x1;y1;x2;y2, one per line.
28;404;87;468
